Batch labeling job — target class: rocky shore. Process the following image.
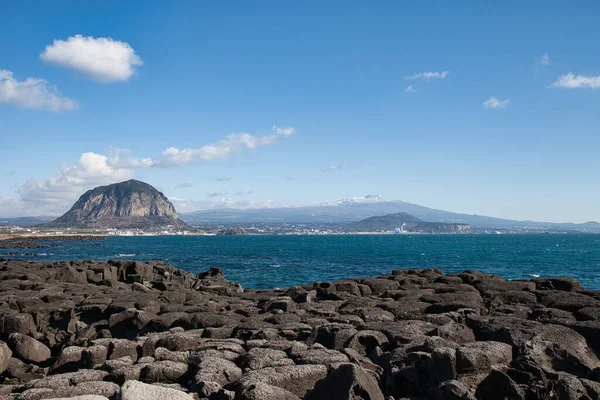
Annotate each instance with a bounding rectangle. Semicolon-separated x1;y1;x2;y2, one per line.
0;259;599;399
0;236;106;250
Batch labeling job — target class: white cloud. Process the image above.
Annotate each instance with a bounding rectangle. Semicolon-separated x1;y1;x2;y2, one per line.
0;196;23;217
404;85;415;93
550;73;600;89
16;152;136;213
157;125;296;167
405;71;449;80
6;126;295;215
207;190;228;197
40;35;143;83
540;54;550;65
210;176;232;182
107;146;154;168
483;97;511;109
0;69;78;112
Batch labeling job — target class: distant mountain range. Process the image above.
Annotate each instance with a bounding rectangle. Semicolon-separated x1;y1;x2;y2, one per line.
345;212;470;233
180;197;600;232
3;191;599;232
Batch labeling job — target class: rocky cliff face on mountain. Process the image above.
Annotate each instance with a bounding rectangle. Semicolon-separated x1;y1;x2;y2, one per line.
47;180;187;229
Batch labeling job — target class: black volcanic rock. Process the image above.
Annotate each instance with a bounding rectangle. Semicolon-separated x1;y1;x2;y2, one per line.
46;180;186;229
0;259;599;399
346;212;470;233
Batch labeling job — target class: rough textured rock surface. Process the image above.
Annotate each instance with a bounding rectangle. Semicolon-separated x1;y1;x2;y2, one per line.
119;380;194;400
46;179;187;229
0;259;599;399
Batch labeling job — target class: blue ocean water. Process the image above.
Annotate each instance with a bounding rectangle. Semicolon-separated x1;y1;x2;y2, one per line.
3;234;600;290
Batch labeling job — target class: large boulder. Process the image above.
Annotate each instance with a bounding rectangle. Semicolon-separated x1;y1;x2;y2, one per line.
139;360;189;383
432;322;475;344
290;347;349;366
108;309;154;339
520;324;600;376
237;348;294;371
456;341;513;376
475;369;525;400
0;340;12;374
193;267;243;294
346;330;389;355
234;364;328;398
192;356;242;387
0;313;36;336
52;346;85;372
238;382;301;400
118;380;194;400
305;363;385;400
8;333;51;364
308;323;357;350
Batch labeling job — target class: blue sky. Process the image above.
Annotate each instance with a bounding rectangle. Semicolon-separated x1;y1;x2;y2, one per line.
1;1;600;222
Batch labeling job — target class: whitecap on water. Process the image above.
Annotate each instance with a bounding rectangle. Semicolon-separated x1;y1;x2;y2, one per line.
116;253;136;257
270;264;282;268
529;274;541;278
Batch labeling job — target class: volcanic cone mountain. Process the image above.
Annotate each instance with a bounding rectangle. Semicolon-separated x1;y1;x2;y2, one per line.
47;180;187;229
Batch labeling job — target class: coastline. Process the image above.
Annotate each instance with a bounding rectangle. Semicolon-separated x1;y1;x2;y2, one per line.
0;258;599;399
0;233;107;241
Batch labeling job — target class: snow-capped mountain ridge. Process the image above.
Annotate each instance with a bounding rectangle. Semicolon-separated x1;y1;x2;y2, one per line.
321;194;387;206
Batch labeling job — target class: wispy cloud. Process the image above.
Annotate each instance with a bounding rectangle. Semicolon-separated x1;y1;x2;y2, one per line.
551;73;600;89
322;161;362;172
0;69;78;112
17;152;136;212
41;35;143;83
107;146;154;168
540;54;550;65
156;126;296;167
174;182;194;189
207;190;228;197
483;97;511;109
405;71;449;80
404;85;415;93
10;126;295;214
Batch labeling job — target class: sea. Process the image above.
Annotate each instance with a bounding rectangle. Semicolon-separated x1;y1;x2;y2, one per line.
3;234;600;290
